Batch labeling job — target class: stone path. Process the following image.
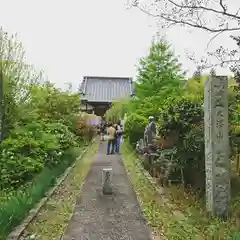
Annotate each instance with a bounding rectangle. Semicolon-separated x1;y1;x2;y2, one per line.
62;141;152;240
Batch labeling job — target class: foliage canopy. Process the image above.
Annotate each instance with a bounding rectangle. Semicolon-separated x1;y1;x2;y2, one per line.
135;38;185;99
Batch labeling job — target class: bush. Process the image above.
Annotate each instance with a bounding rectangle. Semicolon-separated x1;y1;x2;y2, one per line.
0;146;84;239
0;122;79;189
76;115;96;143
44;122;79;150
124;113;148;146
156;91;240;192
158;95;203;136
158;95;205;189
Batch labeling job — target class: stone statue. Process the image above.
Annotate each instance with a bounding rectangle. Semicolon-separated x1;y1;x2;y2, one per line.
144;116;157;146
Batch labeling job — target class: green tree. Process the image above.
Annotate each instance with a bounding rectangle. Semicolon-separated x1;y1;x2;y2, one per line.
104;98;129;122
184;74;208;97
23;81;80;128
0;29;42;139
135;37;185;99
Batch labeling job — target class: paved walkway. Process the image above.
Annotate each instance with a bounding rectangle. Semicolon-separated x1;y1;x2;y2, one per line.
62;141;152;240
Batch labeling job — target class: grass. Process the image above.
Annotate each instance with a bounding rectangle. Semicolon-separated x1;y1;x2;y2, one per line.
166;185;239;239
121;142;240;240
165;160;240;239
19;140;98;240
0;143;93;240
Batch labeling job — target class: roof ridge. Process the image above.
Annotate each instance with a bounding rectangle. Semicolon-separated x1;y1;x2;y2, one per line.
84;76;132;80
80;76;133;103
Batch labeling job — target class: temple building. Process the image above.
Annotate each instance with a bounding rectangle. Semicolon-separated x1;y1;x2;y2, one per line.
79;76;134;116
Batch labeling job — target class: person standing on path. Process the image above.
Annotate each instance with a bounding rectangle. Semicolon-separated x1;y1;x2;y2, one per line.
106;122;116;155
115;120;123;154
100;123;105;141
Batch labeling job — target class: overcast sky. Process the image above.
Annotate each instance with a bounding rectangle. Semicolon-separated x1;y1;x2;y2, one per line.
0;0;234;89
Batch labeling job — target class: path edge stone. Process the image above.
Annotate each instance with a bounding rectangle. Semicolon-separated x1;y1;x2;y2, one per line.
7;142;93;240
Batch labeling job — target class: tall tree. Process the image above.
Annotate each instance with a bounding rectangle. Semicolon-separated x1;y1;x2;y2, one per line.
135;38;185;99
0;28;42;139
131;0;240;70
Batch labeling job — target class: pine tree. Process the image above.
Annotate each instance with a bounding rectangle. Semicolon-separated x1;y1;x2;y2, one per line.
135;38;185;99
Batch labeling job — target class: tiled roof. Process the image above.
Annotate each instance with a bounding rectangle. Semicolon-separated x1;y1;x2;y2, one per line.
80;76;134;102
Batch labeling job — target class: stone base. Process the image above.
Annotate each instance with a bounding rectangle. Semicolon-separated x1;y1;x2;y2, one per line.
102;185;113;195
205;211;229;221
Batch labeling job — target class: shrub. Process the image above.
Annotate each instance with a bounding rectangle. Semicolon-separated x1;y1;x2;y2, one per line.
76;115;96;143
44;122;79;150
157;93;240;191
158;95;203;136
0;122;79;189
0;146;84;238
124;113;148;146
158;95;205;189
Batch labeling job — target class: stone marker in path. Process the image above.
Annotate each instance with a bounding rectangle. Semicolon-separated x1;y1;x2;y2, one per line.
102;168;113;194
204;76;230;217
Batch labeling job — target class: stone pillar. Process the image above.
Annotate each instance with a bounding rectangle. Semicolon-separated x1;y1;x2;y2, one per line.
102;168;113;195
204;76;230;217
